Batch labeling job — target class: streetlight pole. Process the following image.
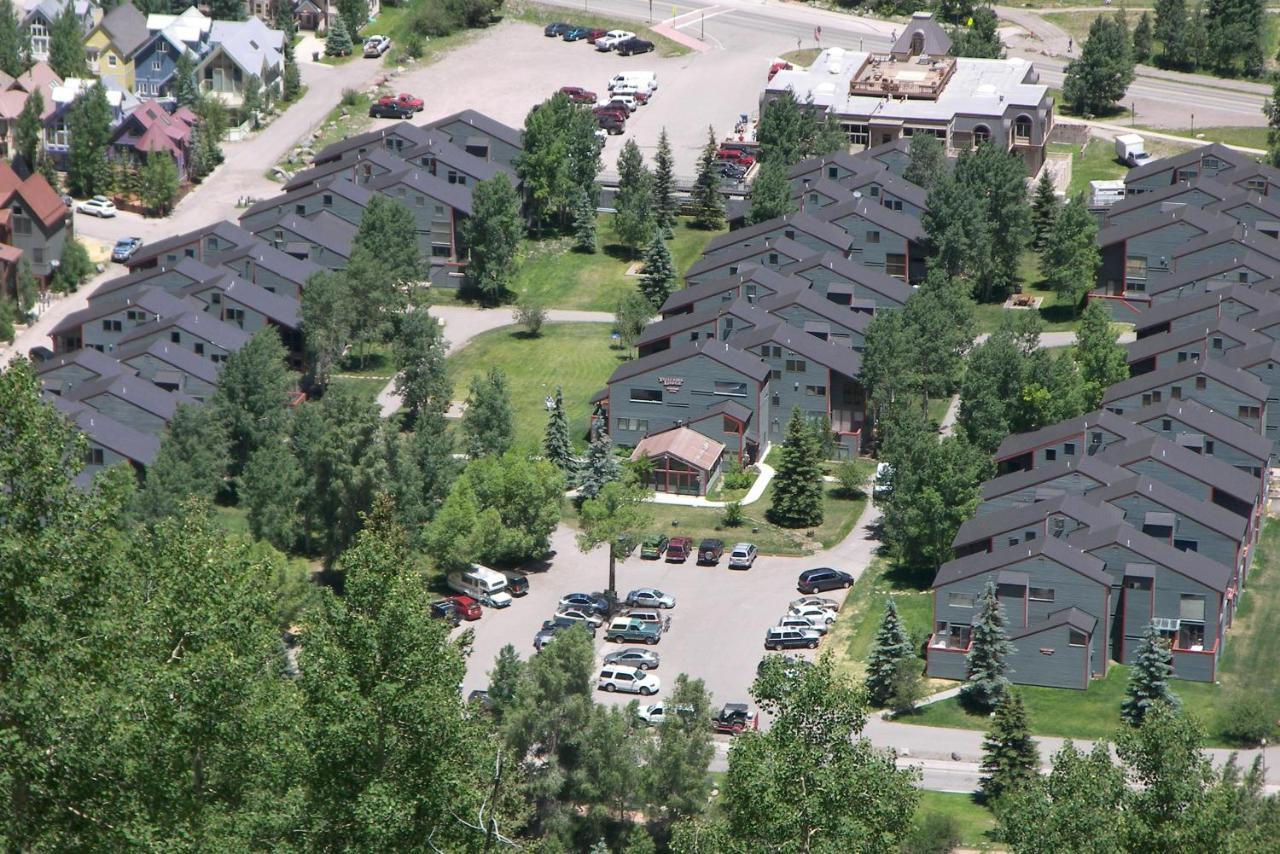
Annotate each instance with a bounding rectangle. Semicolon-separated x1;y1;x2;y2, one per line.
648;0;652;23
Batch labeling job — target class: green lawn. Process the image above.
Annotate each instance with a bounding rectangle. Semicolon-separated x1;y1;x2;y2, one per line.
1145;125;1269;151
507;3;692;56
780;48;821;66
904;520;1280;748
969;250;1083;335
447;322;620;451
329;343;396;404
914;791;999;850
513;217;723;311
827;555;934;684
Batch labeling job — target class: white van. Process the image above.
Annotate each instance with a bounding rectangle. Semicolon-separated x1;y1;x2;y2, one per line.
447;564;512;607
608;71;657;93
598;665;661;695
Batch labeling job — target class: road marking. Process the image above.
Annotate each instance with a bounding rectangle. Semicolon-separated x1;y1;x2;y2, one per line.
669;7;734;29
661;4;719;25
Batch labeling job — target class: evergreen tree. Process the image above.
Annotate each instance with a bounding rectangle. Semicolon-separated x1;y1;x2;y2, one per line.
48;2;87;78
174;51;199;107
572;186;597;253
1042;194;1100;314
1155;0;1193;68
138;151;179;216
461;172;523;303
1030;170;1059;251
487;643;525;720
352;193;424;288
391;308;449;431
211;330;292;484
14;87;42;172
960;580;1013;713
66;83;112;198
653;127;677;237
979;692;1040;802
14;259;37;314
461;367;513;458
0;0;23;78
864;598;915;707
1187;3;1209;68
209;0;244;19
543;386;574;474
613;139;654;257
0;295;14;342
903;132;948;191
281;16;302;101
324;13;353;56
241;73;262;123
578;428;620;501
766;408;823;528
1121;623;1181;726
949;7;1005;59
134;404;230;519
691;125;725;230
639;229;676;310
1132;11;1154;63
747;159;795;224
1062;14;1135;116
1204;0;1264;76
1074;301;1129;408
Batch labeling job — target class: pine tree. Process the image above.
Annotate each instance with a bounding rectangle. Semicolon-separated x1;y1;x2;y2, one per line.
639;230;675;310
865;598;915;707
1042;194;1100;314
174;51;199;107
1132;11;1154;63
325;14;353;57
48;2;87;78
281;16;302;101
613;139;654;257
0;0;24;79
979;692;1040;802
578;428;620;501
691;125;725;230
572;186;597;253
903;132;948;192
14;87;42;173
1062;14;1135;116
1121;623;1181;726
766;408;823;528
1030;170;1059;251
748;160;795;224
461;368;514;458
960;580;1013;713
653;128;677;237
543;386;575;475
1155;0;1192;68
66;83;112;198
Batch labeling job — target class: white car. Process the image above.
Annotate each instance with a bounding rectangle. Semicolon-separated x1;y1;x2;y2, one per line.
555;606;607;628
598;664;661;695
637;701;693;725
778;614;829;635
789;604;836;625
600;94;637;113
595;29;636;51
363;35;391;57
790;596;839;613
77;195;117;218
625;587;675;609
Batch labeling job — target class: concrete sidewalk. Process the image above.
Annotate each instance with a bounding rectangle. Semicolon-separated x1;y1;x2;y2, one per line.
647;461;776;507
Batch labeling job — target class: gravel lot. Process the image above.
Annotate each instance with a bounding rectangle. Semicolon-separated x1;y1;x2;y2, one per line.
459;523;856;715
379;20;785;177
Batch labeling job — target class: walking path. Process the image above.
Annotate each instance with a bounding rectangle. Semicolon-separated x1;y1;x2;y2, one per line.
647;461;777;507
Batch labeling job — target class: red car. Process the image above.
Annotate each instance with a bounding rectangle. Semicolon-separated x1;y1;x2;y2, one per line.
768;60;792;81
559;85;598;104
448;594;482;621
666;536;693;563
592;105;628;121
715;148;755;167
585;27;608;43
379;92;424;112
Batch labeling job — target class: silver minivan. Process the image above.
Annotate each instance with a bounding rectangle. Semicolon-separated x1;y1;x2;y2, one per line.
598;665;661;695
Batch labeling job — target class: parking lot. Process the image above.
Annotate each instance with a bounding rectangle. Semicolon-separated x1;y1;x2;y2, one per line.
458;515;878;715
377;19;792;176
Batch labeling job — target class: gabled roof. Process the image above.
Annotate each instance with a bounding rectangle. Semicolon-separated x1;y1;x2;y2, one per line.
658;265;805;315
311;121;433;165
636;297;770;348
838;165;928;210
1207;187;1280;223
1089;473;1248;541
421;109;523;150
1128;398;1273;463
1134;283;1280;335
933;534;1111;589
779;250;914;306
1102;356;1268;405
685;398;754;426
61;372;197;422
114;336;221;385
1008;608;1096;640
366;166;474;215
787;149;875;182
1102;176;1236;223
0;159;23;203
50;395;160;465
814;194;926;240
1145;251;1280;298
1095;204;1230;248
239;176;373;221
180;272;301;329
979;455;1130;503
707;210;853;256
35;346;127;384
630;426;725;470
210;240;324;287
14;172;68;229
1124;142;1256;184
608;337;770;384
93;257;220;301
1172;223;1280;266
1068;522;1233;592
1096;434;1261;505
789;176;857;205
952;492;1125;548
757;285;873;334
128;220;257;268
1219;338;1280;373
729;319;863;378
401;134;518;181
12;61;60;94
116;309;253;352
684;236;811;279
95;1;150;57
1125;315;1269;365
994;408;1150;461
283;145;408;191
892;11;952;56
51;285;197;337
205;17;285;77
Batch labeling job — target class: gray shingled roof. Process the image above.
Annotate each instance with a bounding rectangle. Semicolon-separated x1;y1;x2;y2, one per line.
1134;283;1280;335
50;286;199;338
1089;473;1248;541
729;320;863;378
952;492;1125;549
684;236;812;279
1008;607;1097;641
839;166;928;210
367;167;475;216
1124;142;1250;184
979;455;1129;502
1068;522;1233;592
757;286;873;334
62;372;196;422
98;1;150;57
705;210;853;256
116;310;253;352
210;241;324;287
94;258;222;301
1102;354;1268;405
636;298;771;348
422;109;523;150
1097;434;1261;505
312;121;433;165
814;194;926;241
1102;176;1236;223
787;150;874;182
993;408;1149;461
284;145;410;191
244;208;357;259
659;266;806;315
401;134;518;182
180;273;301;329
892;12;952;56
1173;223;1280;266
50;394;160;465
779;251;913;306
1129;398;1273;463
608;337;770;383
114;337;221;385
1125;315;1268;365
933;535;1111;589
128;221;257;269
240;176;373;222
1095;204;1230;248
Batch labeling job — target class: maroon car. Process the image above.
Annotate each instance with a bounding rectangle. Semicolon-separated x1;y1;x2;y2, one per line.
666;536;693;562
448;594;482;621
378;92;424;112
585;27;608;43
559;85;598;104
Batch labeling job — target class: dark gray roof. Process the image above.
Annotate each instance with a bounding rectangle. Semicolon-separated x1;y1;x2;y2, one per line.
1129;398;1273;463
757;286;873;333
1097;434;1261;504
1208;187;1280;222
994;408;1149;461
244;208;357;259
933;535;1111;589
92;258;221;301
116;310;253;352
1095;204;1230;248
1134;283;1280;335
839;165;928;210
284;145;410;191
706;210;853;256
181;273;301;329
62;372;196;423
50;395;160;465
979;455;1129;503
1125;315;1268;364
685;236;812;279
1124;143;1253;184
1218;339;1280;373
127;221;257;269
608;337;770;384
1089;473;1248;541
51;286;199;337
814;194;926;241
787;150;874;182
952;493;1124;548
729;320;863;378
210;240;324;287
659;266;805;315
36;347;127;384
1068;522;1233;592
790;177;857;205
1172;223;1280;266
1102;176;1235;223
1145;251;1280;298
685;398;753;426
98;1;149;56
401;134;518;182
422;109;523;150
779;251;913;306
240;176;373;222
367;166;475;216
1008;607;1097;641
1102;355;1268;405
312;121;432;165
892;12;952;56
636;298;771;348
856;137;913;171
114;337;221;385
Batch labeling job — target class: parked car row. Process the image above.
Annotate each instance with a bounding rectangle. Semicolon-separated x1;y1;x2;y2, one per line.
543;22;656;54
369;92;424;119
430;564;529;627
764;572;851;650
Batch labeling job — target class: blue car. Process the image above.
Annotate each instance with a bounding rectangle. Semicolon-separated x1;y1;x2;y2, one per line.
562;26;591;40
111;236;143;263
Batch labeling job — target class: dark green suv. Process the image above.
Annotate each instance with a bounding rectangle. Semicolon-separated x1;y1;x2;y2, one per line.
640;534;669;559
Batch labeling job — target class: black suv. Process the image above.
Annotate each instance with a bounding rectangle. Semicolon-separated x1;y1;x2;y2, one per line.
797;567;853;594
697;538;724;565
544;22;573;36
430;599;461;626
615;37;655;56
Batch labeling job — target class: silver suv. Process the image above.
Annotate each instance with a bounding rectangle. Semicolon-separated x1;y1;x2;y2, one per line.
728;542;758;569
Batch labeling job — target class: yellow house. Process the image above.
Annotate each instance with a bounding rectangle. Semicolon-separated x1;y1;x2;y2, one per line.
83;2;149;92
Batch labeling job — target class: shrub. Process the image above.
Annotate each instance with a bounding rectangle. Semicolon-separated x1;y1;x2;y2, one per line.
902;811;962;854
340;87;360;106
722;500;744;527
721;457;754;490
514;292;547;337
834;459;867;498
1219;693;1275;746
404;33;424;58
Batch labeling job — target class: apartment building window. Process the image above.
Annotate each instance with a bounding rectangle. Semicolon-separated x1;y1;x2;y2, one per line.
948;592;975;608
1064;442;1076;456
785;358;806;372
1239;405;1261;419
157;40;168;53
1161;419;1172;431
1014;115;1033;142
1179;594;1206;621
210;292;221;305
973;124;991;144
1247;178;1267;192
224;308;245;328
827;166;838;179
1174;539;1198;553
211;353;227;363
435;205;445;216
714;381;747;397
771;392;780;406
322;194;333;207
805;384;826;397
885;253;907;281
152;57;161;71
1171;385;1182;400
615;417;649;431
767;252;779;265
883;198;903;212
630;388;663;403
1045;448;1057;461
769;369;782;380
12;215;30;235
101;319;122;332
866;230;880;244
722;417;738;433
1125;255;1148;280
1195;376;1207;390
170;332;180;343
194;343;205;355
841;123;869;146
294;204;305;215
1205;440;1214;454
84;447;104;465
1029;587;1055;602
1068;630;1087;647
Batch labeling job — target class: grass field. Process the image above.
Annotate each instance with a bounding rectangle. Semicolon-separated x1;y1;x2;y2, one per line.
827;555;934;685
513;217;723;311
904;520;1280;747
969;250;1083;334
780;48;822;66
507;3;691;56
447;322;620;451
915;791;999;850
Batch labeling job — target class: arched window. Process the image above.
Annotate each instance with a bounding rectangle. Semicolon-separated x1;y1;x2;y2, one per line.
973;124;991;145
910;32;924;56
1014;115;1033;143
